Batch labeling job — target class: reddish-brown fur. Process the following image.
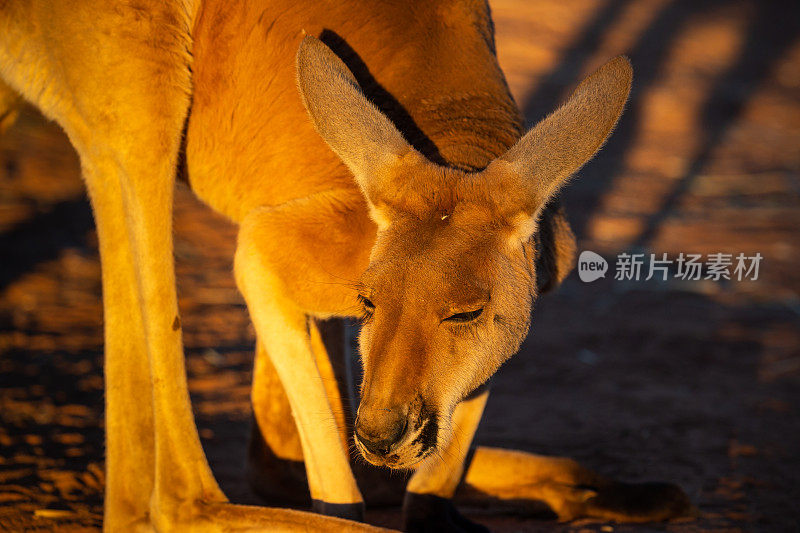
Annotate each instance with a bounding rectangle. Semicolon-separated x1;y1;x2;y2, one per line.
0;0;692;529
188;1;521;215
188;0;623;470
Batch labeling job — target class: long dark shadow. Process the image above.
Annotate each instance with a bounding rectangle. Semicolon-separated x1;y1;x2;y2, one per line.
521;0;633;124
0;197;94;290
534;0;718;242
629;0;800;250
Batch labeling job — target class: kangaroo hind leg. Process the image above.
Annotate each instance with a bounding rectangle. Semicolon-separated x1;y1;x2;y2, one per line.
0;1;224;528
1;3;380;531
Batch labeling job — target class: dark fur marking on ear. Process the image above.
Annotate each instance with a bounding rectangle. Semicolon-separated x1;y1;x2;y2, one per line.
534;200;576;293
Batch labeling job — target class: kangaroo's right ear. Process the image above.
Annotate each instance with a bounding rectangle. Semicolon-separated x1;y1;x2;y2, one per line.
296;36;415;208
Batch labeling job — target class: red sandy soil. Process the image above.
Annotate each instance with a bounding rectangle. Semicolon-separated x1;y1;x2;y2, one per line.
1;0;798;531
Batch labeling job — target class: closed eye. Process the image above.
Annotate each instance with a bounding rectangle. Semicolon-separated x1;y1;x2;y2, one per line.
444;308;483;323
358;294;375;312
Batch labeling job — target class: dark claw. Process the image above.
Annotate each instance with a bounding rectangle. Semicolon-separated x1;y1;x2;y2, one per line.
311;499;365;522
403;492;490;533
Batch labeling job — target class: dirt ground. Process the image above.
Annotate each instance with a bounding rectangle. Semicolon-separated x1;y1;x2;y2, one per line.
1;0;798;531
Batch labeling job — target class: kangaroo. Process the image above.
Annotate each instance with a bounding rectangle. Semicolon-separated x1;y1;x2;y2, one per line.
0;0;691;531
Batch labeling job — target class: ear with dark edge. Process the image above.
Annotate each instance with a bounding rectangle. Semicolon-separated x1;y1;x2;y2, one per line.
532;200;577;293
296;35;414;205
485;56;633;241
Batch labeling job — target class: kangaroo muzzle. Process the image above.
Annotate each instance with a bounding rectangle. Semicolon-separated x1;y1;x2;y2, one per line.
354;402;409;456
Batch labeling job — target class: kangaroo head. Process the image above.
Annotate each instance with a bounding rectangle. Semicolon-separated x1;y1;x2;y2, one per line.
297;36;632;468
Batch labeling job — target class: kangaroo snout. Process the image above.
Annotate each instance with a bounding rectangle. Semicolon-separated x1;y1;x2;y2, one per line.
354;403;409;456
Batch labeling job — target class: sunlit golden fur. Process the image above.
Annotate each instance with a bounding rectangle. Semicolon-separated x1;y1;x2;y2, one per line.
0;0;692;529
291;34;630;470
187;1;631;473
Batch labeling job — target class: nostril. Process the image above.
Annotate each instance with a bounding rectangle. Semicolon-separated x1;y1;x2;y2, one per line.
355;415;407;456
384;416;407;450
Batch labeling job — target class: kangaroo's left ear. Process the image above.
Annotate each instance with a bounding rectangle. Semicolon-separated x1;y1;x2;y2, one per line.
483;56;633;242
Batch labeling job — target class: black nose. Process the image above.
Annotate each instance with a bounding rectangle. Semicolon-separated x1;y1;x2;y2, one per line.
355;412;407;456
